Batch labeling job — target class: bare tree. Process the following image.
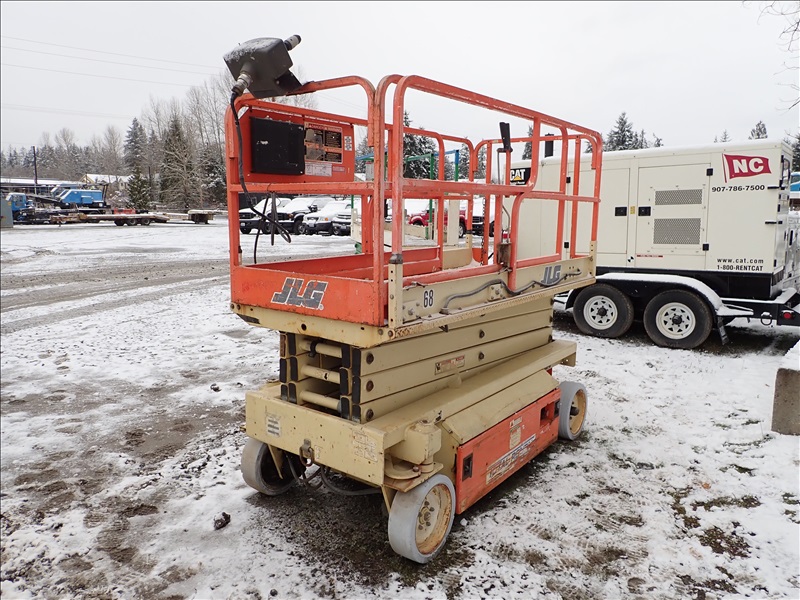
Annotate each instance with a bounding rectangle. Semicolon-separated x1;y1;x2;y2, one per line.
754;1;800;109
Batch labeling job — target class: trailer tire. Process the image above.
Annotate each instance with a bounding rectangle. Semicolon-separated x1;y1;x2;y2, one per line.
643;290;712;349
140;218;151;226
114;219;126;226
126;220;137;226
388;474;455;564
572;284;634;338
558;381;588;441
240;438;301;496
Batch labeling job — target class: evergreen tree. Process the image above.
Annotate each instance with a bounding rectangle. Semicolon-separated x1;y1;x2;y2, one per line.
197;145;226;207
457;144;487;181
402;111;437;179
126;164;152;211
714;130;731;143
748;121;768;139
790;131;800;171
124;118;148;172
159;115;196;210
606;113;636;151
522;125;533;160
355;133;372;175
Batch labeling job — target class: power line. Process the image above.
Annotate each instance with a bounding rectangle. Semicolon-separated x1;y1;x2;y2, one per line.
1;103;134;120
0;35;220;70
1;45;220;76
1;63;198;87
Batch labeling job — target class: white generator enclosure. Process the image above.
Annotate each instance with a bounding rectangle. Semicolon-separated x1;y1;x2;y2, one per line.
509;139;800;348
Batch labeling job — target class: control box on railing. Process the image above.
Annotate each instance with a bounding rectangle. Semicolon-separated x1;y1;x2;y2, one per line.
240;106;356;184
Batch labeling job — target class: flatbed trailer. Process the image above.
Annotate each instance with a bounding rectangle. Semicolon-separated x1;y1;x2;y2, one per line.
223;36;603;563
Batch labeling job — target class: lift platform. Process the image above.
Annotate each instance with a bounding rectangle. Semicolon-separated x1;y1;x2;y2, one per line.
223;36;603;563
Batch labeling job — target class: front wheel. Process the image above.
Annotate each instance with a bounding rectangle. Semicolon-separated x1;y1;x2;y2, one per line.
558;381;588;441
388;474;455;564
572;284;634;338
240;438;302;496
293;220;303;235
643;290;712;349
240;226;252;235
458;221;466;238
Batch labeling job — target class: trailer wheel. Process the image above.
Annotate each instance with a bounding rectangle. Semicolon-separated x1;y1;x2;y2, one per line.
240;438;301;496
643;290;712;349
558;381;588;441
573;284;634;338
125;220;137;226
114;219;126;226
388;474;455;564
140;218;151;226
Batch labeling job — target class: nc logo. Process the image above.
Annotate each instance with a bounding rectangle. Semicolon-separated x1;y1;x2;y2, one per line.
723;154;771;181
272;277;328;310
542;265;562;286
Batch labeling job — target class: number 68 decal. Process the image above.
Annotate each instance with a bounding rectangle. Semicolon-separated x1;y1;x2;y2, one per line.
422;289;434;308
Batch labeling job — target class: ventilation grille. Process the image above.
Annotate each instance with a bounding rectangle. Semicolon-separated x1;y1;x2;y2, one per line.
654;189;703;205
653;218;702;245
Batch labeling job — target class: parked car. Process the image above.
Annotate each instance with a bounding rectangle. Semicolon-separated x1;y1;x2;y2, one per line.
469;198;497;237
241;196;334;235
331;205;354;236
238;196;291;234
301;200;351;235
406;200;467;238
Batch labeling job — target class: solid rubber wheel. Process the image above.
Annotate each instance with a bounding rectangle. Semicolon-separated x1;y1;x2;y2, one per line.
558;381;588;441
388;474;455;564
643;290;712;349
240;438;300;496
573;284;634;338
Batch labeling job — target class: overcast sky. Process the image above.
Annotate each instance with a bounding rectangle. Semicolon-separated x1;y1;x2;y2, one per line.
1;1;798;154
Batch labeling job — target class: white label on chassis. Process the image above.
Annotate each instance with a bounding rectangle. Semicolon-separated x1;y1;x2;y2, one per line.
266;413;281;437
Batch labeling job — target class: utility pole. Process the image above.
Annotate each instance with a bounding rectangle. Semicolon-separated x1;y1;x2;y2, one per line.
32;146;39;190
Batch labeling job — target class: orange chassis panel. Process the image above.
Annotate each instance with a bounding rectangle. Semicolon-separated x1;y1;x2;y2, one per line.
455;389;560;513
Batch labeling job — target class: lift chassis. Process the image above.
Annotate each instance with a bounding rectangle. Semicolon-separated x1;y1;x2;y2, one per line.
223;36;603;563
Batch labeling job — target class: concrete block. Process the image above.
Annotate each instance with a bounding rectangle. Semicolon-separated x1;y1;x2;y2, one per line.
772;341;800;435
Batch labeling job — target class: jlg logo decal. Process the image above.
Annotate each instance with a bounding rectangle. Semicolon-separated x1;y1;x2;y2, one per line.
722;154;771;182
272;277;327;309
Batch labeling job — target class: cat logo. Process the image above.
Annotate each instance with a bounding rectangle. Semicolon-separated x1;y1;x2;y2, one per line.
510;167;530;185
272;277;328;309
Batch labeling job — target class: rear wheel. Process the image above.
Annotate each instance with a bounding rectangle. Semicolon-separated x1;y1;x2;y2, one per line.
240;438;302;496
643;290;712;349
458;221;466;238
114;219;126;226
140;218;151;226
558;381;588;441
572;284;634;338
388;474;455;564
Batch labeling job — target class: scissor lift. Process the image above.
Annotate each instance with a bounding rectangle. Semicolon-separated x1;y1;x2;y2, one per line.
224;57;603;562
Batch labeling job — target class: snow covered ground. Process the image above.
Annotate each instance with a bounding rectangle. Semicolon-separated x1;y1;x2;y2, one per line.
1;219;798;600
